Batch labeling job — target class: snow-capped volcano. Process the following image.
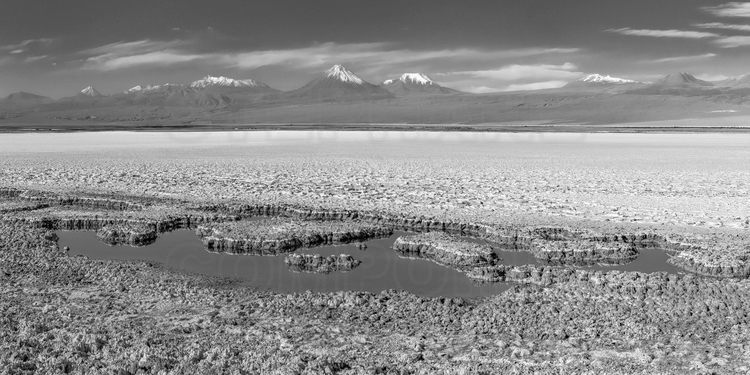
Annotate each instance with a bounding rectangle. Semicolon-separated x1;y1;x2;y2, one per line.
190;75;267;88
384;73;435;86
579;74;637;84
80;86;103;97
284;65;391;101
325;65;364;84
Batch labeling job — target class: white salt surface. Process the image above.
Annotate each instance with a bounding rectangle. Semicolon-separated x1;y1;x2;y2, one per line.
1;131;749;230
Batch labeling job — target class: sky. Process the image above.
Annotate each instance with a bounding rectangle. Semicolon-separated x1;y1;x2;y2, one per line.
3;0;750;97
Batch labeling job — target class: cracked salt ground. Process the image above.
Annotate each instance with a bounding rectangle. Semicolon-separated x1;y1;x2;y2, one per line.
58;229;683;298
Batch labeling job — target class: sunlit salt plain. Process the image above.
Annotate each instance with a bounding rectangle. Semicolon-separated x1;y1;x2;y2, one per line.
1;131;749;230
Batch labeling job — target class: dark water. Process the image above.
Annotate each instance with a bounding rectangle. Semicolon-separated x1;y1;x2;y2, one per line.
471;238;685;274
57;229;683;298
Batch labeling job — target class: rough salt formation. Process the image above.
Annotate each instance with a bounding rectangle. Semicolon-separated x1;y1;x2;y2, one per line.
3;188;750;277
2;136;748;231
531;239;639;265
196;219;392;255
0;187;149;211
393;232;498;270
95;223;157;246
2;218;750;373
284;253;362;274
0;200;49;214
2;136;750;372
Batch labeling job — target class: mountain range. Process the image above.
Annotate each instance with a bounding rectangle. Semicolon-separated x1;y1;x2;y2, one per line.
1;65;749;127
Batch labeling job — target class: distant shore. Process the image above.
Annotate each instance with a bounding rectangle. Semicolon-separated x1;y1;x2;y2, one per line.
3;122;750;134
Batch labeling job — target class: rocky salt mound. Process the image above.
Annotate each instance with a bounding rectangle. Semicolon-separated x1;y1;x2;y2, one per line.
96;223;157;246
393;232;498;270
196;218;392;255
662;232;750;278
531;239;639;265
284;253;362;274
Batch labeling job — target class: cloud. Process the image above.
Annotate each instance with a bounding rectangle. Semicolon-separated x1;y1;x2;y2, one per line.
24;55;48;63
78;39;582;73
694;22;750;32
503;80;569;92
443;63;581;81
648;53;717;63
1;37;54;54
81;39;183;56
73;38;585;92
713;35;750;47
86;51;205;70
466;86;505;94
694;73;731;81
606;28;719;39
435;63;581;93
703;2;750;17
80;39;198;70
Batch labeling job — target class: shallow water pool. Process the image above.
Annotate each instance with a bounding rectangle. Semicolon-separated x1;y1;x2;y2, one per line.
58;229;684;298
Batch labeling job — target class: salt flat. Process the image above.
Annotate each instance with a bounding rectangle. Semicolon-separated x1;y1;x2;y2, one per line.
2;130;750;373
1;131;748;230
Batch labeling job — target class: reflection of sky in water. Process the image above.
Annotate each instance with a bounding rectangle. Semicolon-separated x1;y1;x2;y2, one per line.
58;229;684;298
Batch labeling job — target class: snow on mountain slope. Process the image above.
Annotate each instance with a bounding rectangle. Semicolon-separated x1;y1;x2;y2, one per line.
125;83;184;94
381;72;458;95
80;86;103;97
579;74;637;84
190;75;267;88
325;65;364;84
398;73;434;85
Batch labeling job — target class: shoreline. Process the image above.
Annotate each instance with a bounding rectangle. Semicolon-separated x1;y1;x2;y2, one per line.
3;122;750;134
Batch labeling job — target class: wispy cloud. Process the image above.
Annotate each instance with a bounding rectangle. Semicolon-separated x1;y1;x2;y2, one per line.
443;63;581;81
703;2;750;17
0;37;54;54
81;40;195;70
648;53;717;63
81;39;184;56
436;63;582;93
24;55;49;63
607;25;750;49
694;22;750;32
606;28;719;39
694;73;731;81
73;39;586;92
78;39;582;74
503;80;569;92
713;35;750;47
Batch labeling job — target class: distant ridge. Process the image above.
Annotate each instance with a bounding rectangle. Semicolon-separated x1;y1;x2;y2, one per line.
189;75;270;89
560;73;644;93
628;72;716;95
283;65;392;101
1;67;748;126
0;92;52;109
720;74;750;88
653;72;713;87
